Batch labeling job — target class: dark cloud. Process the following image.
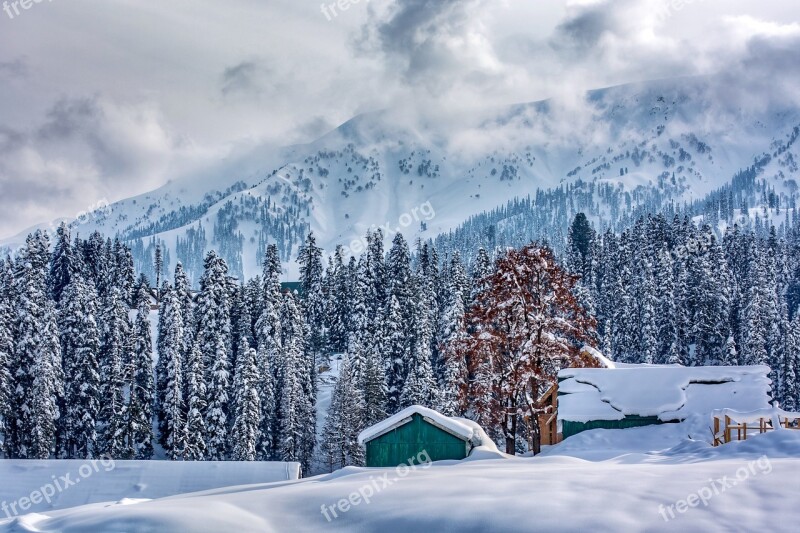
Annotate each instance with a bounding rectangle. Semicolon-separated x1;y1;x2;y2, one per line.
297;116;336;140
357;0;496;92
0;58;28;79
552;2;617;54
0;127;26;154
221;60;276;99
38;97;101;140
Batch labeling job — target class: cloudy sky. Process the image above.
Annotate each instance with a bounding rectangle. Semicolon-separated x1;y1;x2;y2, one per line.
1;0;799;238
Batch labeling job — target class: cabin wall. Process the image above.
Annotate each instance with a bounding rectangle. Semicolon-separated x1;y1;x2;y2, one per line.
561;416;667;439
365;414;470;467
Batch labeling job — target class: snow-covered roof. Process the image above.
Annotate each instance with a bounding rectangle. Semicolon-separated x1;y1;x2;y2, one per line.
557;365;772;423
358;405;476;445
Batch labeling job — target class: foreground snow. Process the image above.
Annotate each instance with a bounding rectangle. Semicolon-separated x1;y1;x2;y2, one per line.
0;460;300;519
2;428;798;532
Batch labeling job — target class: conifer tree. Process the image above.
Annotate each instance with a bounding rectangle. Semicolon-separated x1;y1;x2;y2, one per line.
9;231;62;459
0;259;12;454
361;349;387;428
49;222;80;303
196;251;232;375
157;285;186;458
130;283;155;460
438;273;469;416
183;341;207;461
277;293;310;466
255;341;276;460
321;354;364;471
205;335;231;460
59;273;101;458
99;287;132;458
298;232;325;366
231;338;261;461
382;294;407;414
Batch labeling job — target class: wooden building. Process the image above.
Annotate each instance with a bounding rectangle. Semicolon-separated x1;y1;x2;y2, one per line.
358;406;478;467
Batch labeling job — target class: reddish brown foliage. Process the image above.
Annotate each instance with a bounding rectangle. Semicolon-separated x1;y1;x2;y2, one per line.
460;244;597;453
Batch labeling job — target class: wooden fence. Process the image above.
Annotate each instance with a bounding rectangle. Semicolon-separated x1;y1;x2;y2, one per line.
712;408;800;446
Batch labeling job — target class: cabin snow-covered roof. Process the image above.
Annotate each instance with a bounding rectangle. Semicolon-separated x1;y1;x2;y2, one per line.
358;405;476;445
557;365;772;423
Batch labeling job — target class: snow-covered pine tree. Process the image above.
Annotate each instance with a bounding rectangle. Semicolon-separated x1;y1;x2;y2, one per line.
195;251;232;377
470;247;492;302
361;350;387;428
320;354;364;471
129;282;155;460
98;287;133;459
400;262;438;409
205;334;231;461
154;245;163;301
81;231;109;297
387;233;415;329
400;329;437;408
638;258;659;365
157;284;186;459
182;340;207;461
29;298;63;460
366;229;388;335
277;293;310;467
297;232;326;367
381;294;407;414
9;231;62;459
255;245;283;460
231;283;255;373
231;338;261;461
255;341;276;460
743;252;770;366
49;222;80;304
567;213;595;282
689;231;730;365
437;271;469;417
58;272;101;459
782;316;800;411
112;238;137;306
0;258;15;455
324;247;348;355
345;257;370;384
174;262;195;358
416;242;442;382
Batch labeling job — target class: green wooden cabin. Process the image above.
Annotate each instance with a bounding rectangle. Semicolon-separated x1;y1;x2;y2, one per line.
359;406;475;468
555;365;773;440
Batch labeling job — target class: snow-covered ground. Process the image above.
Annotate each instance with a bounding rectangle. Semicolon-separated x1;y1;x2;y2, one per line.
2;426;798;532
0;460;300;520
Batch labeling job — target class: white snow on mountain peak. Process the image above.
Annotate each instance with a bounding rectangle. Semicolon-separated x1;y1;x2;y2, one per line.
2;75;799;282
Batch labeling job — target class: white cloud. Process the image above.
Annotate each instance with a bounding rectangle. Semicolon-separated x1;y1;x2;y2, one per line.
0;0;799;237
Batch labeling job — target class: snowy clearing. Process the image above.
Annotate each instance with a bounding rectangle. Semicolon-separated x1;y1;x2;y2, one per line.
2;428;798;532
0;460;299;519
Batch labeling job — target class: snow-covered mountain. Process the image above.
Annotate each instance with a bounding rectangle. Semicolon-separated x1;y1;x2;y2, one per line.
3;75;799;282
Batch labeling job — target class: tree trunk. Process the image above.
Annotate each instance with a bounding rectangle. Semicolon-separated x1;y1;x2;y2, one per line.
530;416;542;455
504;398;517;455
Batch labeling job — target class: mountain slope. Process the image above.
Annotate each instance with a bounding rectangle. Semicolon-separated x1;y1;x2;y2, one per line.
3;75;799;281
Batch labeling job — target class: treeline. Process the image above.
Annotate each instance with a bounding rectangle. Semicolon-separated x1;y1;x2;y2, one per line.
3;211;800;466
569;212;800;410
